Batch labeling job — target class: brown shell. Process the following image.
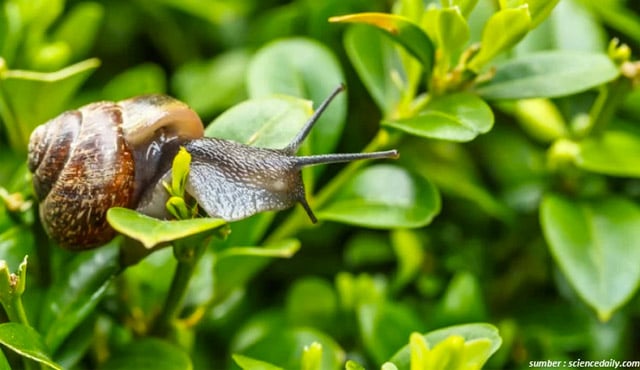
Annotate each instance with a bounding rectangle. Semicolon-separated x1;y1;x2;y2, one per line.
28;95;204;250
29;102;136;249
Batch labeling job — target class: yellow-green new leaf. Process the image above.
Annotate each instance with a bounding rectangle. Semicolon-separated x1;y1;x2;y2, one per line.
467;6;531;72
107;208;226;248
330;13;434;75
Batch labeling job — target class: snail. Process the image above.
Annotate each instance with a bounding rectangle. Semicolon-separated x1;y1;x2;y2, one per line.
27;85;398;250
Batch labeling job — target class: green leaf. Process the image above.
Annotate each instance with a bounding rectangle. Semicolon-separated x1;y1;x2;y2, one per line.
389;323;502;369
344;232;394;268
522;0;560;28
580;0;640;43
0;58;100;152
233;354;284;370
286;278;337;330
358;302;424;365
384;92;494;142
453;0;480;18
330;13;434;76
318;165;441;229
0;323;61;370
99;338;192;370
213;239;301;301
345;360;366;370
335;273;387;312
106;207;226;249
390;229;423;291
172;50;250;117
399;139;512;219
169;147;191;198
52;2;104;60
467;7;531;71
205;96;312;149
510;98;567;142
421;7;470;68
101;63;166;101
247;38;346;155
0;349;9;369
301;342;323;370
433;272;487;327
576;131;640;177
381;363;399;370
218;239;300;260
39;245;120;352
343;25;405;114
475;51;620;99
540;194;640;321
239;328;344;370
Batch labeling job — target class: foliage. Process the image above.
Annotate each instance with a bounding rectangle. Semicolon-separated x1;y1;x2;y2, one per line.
1;0;640;369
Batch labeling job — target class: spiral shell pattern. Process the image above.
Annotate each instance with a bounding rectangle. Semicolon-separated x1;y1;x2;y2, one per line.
28;102;136;249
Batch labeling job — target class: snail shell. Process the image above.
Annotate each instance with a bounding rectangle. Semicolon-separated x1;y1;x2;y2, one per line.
28;86;398;250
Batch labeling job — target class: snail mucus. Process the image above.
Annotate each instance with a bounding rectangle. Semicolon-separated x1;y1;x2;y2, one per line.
27;85;399;250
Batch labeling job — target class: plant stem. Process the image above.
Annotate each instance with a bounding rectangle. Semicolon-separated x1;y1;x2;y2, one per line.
152;240;206;336
587;76;632;137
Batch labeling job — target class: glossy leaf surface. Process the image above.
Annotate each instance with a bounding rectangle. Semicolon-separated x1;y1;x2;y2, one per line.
467;7;531;71
107;207;226;249
330;13;434;75
577;131;640;177
475;51;619;99
319;165;440;229
247;38;346;155
0;323;61;370
384;92;494;141
343;25;404;114
389;323;502;369
541;194;640;321
39;245;120;352
99;339;192;370
205;96;312;149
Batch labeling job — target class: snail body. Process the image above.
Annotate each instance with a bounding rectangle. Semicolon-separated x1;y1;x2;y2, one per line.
28;85;398;250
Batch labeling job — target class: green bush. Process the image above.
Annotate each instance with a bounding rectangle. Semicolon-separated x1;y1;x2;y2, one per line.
1;0;640;369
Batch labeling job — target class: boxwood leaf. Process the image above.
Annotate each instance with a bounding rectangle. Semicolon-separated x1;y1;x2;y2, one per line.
172;50;250;117
233;354;283;370
467;7;531;71
343;25;404;114
0;58;100;152
421;7;470;65
389;323;502;369
52;2;104;60
318;165;440;229
540;194;640;321
213;239;301;301
475;51;620;99
107;207;226;249
101;63;166;101
239;327;344;370
521;0;560;28
205;96;312;149
455;0;480;18
358;302;424;365
390;229;423;291
330;13;434;76
247;38;346;156
99;338;192;370
39;244;120;352
0;323;61;370
576;131;640;177
383;92;494;142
